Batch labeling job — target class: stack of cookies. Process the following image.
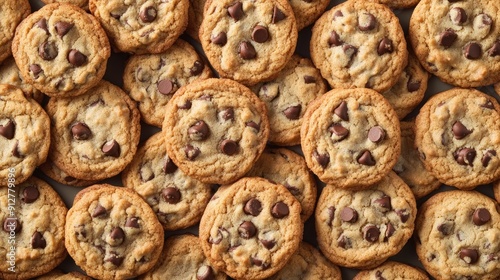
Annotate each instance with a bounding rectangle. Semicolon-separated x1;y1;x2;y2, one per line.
0;0;499;279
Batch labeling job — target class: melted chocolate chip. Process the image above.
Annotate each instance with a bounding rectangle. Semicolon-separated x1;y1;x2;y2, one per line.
68;49;87;67
92;204;107;218
71;122;91;140
140;6;157;23
452;121;472;139
35;18;48;33
188;120;210;141
358;13;377;31
459;248;479;264
334;101;348;121
481;150;496;167
102;140;121;157
125;217;140;228
163;156;178;174
337;235;351;249
220;108;234;121
328;123;349;141
454;147;476;166
313;150;330;168
472;208;491;226
271;202;289;218
252;25;269;43
219;139;239;155
0;120;15;139
283;104;301;120
228;2;244;21
260;239;276;249
374;195;392;210
157;79;173;95
110;227;125;245
212;32;227;46
363;225;380;242
327;206;335;226
105;253;124;266
377;37;393;55
396;209;410;223
55;21;74;37
407;80;421;92
450;7;467;25
184;144;200;160
304;75;316;84
162;187;181;204
272;6;286;23
196;265;215;280
375;271;386;280
488;41;500;57
357;150;376;166
22;186;39;203
38;41;58;60
30;64;43;78
190;61;204;76
439;29;458;48
246;121;260;132
239;41;256;59
238;221;257;238
3;217;21;233
333;10;343;19
368;126;385;143
343;44;357;63
244;198;262;216
340;207;358;223
463;42;482;59
328;31;342;47
384;223;395;241
437;221;454;235
32;231;46;249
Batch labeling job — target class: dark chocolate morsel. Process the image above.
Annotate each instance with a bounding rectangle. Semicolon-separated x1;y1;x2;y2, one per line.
313;150;330;168
357;150;376;166
196;265;215;280
439;29;458;48
252;25;269;43
71;122;91;140
450;7;467;25
377;37;393;55
162;187;181;204
463;42;482;59
472;208;491;226
92;204;107;218
55;21;74;37
125;217;140;228
453;147;476;166
340;207;358;223
358;13;377;31
363;225;380;242
459;248;479;264
102;140;121;157
31;231;46;249
334;101;348;121
239;41;257;59
188;120;210;141
157;79;174;95
271;202;289;218
368;126;385;143
283;104;301;120
22;186;39;203
238;221;257;239
184;145;201;160
452;121;472;139
3;217;21;233
219;139;239;155
0;120;15;139
228;2;244;21
244;198;262;216
272;6;286;23
68;49;87;67
211;32;227;46
328;31;342;47
140;6;157;23
38;41;58;60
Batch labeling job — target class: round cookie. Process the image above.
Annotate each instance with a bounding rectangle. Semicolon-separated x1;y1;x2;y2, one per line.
0;177;68;280
392;121;441;199
123;39;212;127
267;242;342;280
250;55;328;146
39;159;98;188
41;0;89;10
199;0;298;86
199;177;303;280
185;0;207;41
289;0;331;31
12;3;110;98
163;78;270;185
310;0;408;92
0;85;50;187
139;234;227;280
353;261;430;280
46;80;141;181
122;132;213;231
364;0;420;9
409;0;500;87
65;184;165;280
300;87;401;189
0;0;31;64
315;171;417;269
414;88;500;189
88;0;189;54
381;52;429;120
415;190;500;280
36;269;92;280
245;147;317;222
0;57;45;103
495;181;500;203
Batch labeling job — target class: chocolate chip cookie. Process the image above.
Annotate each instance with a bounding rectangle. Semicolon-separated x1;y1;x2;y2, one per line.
0;57;45;103
89;0;189;54
199;177;303;279
0;177;68;280
414;88;500;189
39;159;98;188
494;181;500;203
41;0;89;11
163;78;270;185
36;269;92;280
246;147;317;222
353;261;430;280
0;0;31;64
199;0;298;85
46;80;141;181
410;0;500;87
0;85;51;187
250;55;328;146
65;184;164;280
12;3;110;97
186;0;207;41
310;0;408;92
122;132;213;231
123;39;212;127
289;0;330;31
139;234;227;280
415;190;500;280
301;87;401;189
364;0;420;9
315;171;417;269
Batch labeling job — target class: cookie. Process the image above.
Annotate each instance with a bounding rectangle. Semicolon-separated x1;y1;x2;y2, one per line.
65;184;164;280
414;88;500;190
12;3;110;98
495;82;500;96
0;177;68;280
89;0;189;54
250;55;328;146
415;190;500;280
199;0;298;86
300;87;401;189
199;177;303;280
36;269;92;280
315;171;417;269
40;0;89;11
139;234;227;280
246;147;317;222
495;181;500;203
163;78;270;185
39;159;98;188
310;0;408;92
0;85;50;187
364;0;420;9
289;0;330;31
409;0;500;87
353;261;429;280
392;121;441;199
0;0;31;64
267;242;342;280
185;0;207;41
123;39;212;127
0;57;45;103
381;52;429;120
122;132;213;231
46;80;141;181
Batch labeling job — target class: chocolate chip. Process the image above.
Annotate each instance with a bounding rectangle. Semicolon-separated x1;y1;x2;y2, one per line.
110;227;125;245
473;208;491;225
92;204;107;218
481;100;494;109
284;183;300;196
211;32;227;46
454;147;476;166
337;235;351;249
327;206;335;226
384;223;395;241
342;44;357;63
260;239;276;249
450;7;467;25
102;140;120;157
220;108;234;121
459;248;479;264
140;6;157;23
228;2;243;21
271;202;289;218
334;101;348;121
0;120;15;139
304;75;316;84
283;104;301;120
475;13;493;28
30;64;43;78
363;225;380;242
163;156;177;174
184;144;200;160
246;121;260;132
250;257;269;269
481;150;496;167
239;41;256;59
238;221;257;239
396;209;410;223
340;207;358;223
190;61;204;76
375;271;386;280
439;29;458;48
377;37;393;55
272;6;286;23
35;18;48;33
452;121;472;139
162;187;181;204
125;217;140;228
437;221;454;235
157;79;173;95
357;150;375;166
358;13;377;31
188;120;210;141
463;42;482;59
32;231;46;249
219;139;239;155
244;198;262;216
105;253;124;266
252;25;269;43
3;218;21;233
196;265;215;280
333;10;343;19
488;41;500;57
407;80;421;92
328;31;342;47
374;195;391;210
313;150;330;168
38;41;58;60
55;21;74;37
68;49;87;67
328;123;349;141
22;186;39;203
368;126;386;143
71;122;91;140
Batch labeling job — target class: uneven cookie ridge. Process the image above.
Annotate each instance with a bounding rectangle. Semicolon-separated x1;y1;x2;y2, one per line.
39;159;98;188
289;0;331;31
0;0;31;64
353;261;430;280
